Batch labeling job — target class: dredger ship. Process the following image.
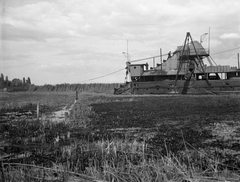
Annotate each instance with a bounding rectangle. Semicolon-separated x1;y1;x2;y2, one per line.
114;32;240;95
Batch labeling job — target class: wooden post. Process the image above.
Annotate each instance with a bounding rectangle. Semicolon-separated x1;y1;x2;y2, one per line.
76;90;78;100
65;112;69;122
37;102;39;120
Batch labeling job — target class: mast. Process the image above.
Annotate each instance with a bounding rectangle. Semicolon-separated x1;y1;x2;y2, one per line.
160;48;162;74
238;53;240;69
208;27;210;55
127;40;129;61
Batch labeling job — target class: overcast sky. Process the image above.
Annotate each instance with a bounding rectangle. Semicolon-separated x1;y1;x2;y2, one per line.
1;0;240;85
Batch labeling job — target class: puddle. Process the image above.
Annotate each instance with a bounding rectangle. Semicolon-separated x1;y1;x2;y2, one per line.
41;105;70;123
0;100;77;124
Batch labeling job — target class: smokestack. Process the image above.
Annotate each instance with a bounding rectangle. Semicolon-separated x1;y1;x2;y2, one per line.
145;63;149;70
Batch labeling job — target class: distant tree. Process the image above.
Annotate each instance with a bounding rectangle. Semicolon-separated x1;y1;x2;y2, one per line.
0;73;5;88
5;76;9;87
23;77;26;84
12;78;22;86
27;77;31;84
1;73;4;82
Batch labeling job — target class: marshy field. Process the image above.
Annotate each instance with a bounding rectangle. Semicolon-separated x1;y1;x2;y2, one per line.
0;91;240;182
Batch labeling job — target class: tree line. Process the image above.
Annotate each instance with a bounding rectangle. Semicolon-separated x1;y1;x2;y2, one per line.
0;73;31;91
0;73;120;93
29;83;120;93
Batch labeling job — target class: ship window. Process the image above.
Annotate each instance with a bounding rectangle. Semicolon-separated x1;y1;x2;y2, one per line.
197;74;206;80
209;73;220;80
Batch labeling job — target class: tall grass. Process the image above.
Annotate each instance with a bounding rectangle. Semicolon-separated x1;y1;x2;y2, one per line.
2;136;240;181
1;93;240;181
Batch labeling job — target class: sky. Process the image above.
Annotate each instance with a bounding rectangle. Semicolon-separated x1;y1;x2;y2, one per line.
1;0;240;85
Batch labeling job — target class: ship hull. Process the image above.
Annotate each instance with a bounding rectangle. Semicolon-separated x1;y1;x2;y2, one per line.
131;79;240;94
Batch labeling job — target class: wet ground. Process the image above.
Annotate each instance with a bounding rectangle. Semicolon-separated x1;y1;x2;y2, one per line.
89;95;240;167
1;93;240;172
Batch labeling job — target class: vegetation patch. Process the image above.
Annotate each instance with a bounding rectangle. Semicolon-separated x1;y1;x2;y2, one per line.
1;93;240;181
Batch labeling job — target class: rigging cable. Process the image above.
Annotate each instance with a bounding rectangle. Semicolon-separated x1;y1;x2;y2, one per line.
211;46;240;55
77;68;125;83
209;46;240;65
77;46;240;83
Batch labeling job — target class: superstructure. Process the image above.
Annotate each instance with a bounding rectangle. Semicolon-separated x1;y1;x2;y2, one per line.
114;32;240;94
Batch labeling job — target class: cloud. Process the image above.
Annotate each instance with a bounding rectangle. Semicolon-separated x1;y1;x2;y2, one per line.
3;0;54;8
2;53;32;61
2;1;82;42
1;0;240;84
2;23;47;42
220;33;240;39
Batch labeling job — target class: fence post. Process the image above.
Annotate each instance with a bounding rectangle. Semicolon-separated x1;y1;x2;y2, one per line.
76;91;78;100
37;102;39;120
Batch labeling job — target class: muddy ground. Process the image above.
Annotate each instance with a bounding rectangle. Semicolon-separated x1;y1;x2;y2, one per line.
1;93;240;175
89;95;240;168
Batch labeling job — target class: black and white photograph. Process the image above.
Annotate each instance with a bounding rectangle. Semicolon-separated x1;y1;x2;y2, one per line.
1;0;240;181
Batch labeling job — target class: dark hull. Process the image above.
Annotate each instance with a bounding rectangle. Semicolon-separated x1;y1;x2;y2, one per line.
131;79;240;94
